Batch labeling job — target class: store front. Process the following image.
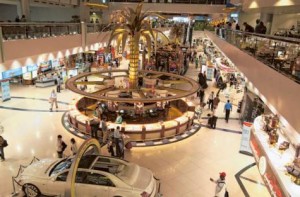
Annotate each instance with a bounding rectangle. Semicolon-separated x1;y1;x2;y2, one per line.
2;67;24;84
23;64;38;85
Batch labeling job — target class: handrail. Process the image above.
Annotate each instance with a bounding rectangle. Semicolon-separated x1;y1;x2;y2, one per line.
215;28;300;84
229;29;300;44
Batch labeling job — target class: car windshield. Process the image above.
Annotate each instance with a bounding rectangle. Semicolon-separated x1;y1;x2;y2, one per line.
49;155;98;177
49;158;73;176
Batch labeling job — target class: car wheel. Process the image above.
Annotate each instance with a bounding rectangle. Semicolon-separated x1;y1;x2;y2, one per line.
23;184;41;197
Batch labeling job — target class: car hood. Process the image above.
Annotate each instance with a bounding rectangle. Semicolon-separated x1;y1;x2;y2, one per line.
117;164;153;190
21;158;58;179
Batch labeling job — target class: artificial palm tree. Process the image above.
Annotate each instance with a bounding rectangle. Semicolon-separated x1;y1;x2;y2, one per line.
108;3;168;88
170;24;184;44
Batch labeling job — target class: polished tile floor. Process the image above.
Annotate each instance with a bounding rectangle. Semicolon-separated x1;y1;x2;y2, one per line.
0;38;270;197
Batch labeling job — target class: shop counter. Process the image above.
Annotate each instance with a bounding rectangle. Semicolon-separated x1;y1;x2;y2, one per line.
67;104;194;141
35;78;59;88
251;116;299;197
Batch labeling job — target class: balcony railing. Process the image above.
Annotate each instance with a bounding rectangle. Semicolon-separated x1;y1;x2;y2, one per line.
0;22;112;41
216;29;300;84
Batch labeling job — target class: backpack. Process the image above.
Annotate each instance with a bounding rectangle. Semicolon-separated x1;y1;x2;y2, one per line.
62;141;67;152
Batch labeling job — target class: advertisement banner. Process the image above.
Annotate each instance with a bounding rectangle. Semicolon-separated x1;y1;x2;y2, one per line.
1;80;11;102
239;122;253;155
2;67;23;79
27;64;38;72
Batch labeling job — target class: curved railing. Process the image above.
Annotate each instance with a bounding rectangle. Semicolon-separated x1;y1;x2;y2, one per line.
216;29;300;84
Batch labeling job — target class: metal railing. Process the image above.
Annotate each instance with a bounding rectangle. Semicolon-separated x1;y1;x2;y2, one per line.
216;28;300;84
0;22;112;41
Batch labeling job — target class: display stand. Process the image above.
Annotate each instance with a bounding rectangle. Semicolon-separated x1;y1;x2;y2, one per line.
250;115;300;197
0;79;11;101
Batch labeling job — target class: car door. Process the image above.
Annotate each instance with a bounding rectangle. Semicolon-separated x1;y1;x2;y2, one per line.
75;171;109;197
45;171;68;196
108;186;136;197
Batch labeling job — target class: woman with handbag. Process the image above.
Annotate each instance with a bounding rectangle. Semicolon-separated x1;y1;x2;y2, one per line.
0;135;8;161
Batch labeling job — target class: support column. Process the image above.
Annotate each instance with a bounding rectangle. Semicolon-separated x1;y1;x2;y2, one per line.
21;0;30;21
0;27;4;63
260;13;273;35
81;22;87;51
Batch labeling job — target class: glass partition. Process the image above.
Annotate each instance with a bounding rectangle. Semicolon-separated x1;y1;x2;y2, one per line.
0;23;81;40
0;23;112;41
217;29;300;84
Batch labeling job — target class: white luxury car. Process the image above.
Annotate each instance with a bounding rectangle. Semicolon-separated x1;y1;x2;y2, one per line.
17;155;161;197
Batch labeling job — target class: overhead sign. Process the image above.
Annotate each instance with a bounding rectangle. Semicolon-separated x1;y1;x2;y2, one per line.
2;67;23;79
1;80;11;102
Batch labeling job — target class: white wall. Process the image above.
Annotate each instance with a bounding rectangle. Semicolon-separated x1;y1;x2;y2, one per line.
30;6;79;22
270;13;300;34
238;12;260;29
0;3;18;21
243;0;300;11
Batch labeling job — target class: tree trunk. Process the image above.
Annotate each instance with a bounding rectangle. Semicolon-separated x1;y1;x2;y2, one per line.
129;37;139;89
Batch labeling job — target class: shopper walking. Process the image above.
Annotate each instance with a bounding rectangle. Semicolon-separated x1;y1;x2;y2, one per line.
115;113;123;124
20;15;26;22
107;131;115;157
208;91;214;111
0;135;8;161
57;135;67;158
210;172;228;197
90;118;100;139
70;138;78;156
224;100;233;123
198;72;208;89
56;77;61;93
195;57;199;69
114;126;122;158
198;88;205;104
100;118;108;144
213;95;220;111
49;89;58;111
210;113;218;129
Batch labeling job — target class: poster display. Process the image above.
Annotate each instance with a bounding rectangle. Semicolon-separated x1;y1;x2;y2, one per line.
23;72;32;80
51;59;60;68
206;66;214;81
1;80;11;101
40;61;52;72
239;121;253;155
32;70;38;79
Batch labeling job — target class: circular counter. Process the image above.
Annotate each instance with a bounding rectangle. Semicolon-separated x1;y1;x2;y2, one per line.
67;97;195;141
